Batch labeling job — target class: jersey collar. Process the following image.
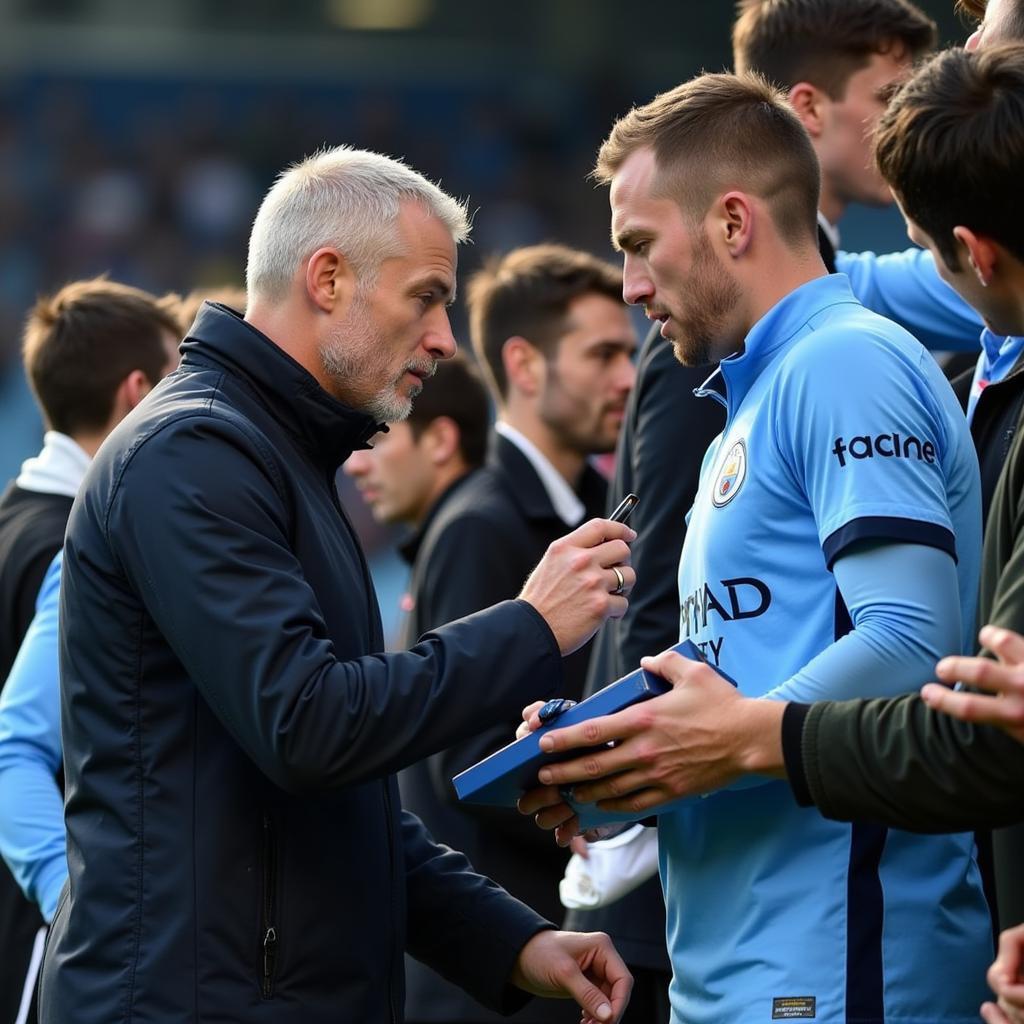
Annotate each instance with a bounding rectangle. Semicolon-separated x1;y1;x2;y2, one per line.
711;274;858;415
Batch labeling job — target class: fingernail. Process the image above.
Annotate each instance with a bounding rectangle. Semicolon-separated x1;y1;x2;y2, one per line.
539;737;554;752
597;1003;612;1021
538;769;552;784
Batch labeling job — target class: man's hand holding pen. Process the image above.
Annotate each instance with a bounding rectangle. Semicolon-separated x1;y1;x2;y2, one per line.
519;494;639;657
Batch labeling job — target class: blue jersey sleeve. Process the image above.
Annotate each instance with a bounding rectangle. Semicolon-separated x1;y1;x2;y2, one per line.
764;541;960;703
774;326;958;569
0;551;67;921
837;248;982;353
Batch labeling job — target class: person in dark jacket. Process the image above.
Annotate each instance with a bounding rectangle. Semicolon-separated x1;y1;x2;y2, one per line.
376;244;636;1024
39;147;635;1024
0;279;180;1024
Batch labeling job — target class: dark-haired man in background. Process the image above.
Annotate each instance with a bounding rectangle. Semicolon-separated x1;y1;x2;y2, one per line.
344;353;491;645
0;278;181;1024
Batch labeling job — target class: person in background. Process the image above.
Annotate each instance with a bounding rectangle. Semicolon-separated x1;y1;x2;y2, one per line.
0;278;181;1024
344;353;491;639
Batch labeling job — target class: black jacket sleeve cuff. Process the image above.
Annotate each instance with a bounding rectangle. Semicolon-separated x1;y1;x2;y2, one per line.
782;702;813;806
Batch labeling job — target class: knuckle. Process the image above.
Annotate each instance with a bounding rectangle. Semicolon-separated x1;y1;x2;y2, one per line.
583;756;603;778
636;742;658;766
569;551;591;574
582;721;603;743
633;707;656;731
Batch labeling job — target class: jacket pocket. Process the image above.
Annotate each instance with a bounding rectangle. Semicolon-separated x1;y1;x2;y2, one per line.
260;811;278;999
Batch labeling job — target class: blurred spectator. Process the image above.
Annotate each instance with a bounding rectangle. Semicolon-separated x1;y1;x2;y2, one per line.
0;278;180;1024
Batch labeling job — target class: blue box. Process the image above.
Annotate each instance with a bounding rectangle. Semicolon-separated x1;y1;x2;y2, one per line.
453;640;716;809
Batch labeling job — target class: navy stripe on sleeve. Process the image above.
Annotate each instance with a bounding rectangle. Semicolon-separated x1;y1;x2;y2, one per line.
822;516;956;570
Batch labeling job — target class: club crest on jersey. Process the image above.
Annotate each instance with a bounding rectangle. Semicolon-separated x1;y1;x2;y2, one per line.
712;439;747;508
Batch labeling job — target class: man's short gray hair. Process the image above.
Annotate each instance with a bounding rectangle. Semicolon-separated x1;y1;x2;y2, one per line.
246;146;471;302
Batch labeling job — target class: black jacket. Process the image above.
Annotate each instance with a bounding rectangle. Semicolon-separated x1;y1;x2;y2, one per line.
398;435;605;1023
41;304;567;1024
563;328;723;973
0;483;70;1024
952;354;1024;520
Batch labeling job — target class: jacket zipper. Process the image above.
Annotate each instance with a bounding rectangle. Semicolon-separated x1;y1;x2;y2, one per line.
327;470;396;1020
261;811;278;999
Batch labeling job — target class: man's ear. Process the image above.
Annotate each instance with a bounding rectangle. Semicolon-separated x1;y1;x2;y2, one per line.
953;226;997;288
420;416;461;467
305;247;358;314
105;368;153;429
714;192;755;258
788;82;828;139
120;369;153;412
502;336;545;399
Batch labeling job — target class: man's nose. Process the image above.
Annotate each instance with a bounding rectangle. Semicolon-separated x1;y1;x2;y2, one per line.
423;309;457;360
622;256;651;307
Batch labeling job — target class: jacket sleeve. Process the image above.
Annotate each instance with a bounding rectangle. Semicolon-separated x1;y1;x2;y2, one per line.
616;337;724;674
0;553;68;920
402;809;551;1013
104;414;563;794
418;512;570;850
785;695;1024;831
837;247;982;353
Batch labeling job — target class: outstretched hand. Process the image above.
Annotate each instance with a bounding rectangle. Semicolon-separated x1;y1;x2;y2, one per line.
923;625;1024;744
511;929;633;1024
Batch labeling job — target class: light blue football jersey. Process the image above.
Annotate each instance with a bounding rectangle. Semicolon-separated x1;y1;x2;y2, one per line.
660;274;990;1024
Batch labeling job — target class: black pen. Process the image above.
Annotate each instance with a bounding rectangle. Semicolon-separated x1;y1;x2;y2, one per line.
608;492;639;525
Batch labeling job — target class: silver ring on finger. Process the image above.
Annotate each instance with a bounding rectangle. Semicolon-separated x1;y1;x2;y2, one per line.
611;565;625;596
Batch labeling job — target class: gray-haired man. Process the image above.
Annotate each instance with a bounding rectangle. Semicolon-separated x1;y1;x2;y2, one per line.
40;147;634;1024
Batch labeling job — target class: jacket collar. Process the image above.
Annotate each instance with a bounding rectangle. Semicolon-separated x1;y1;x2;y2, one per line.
397;469;481;566
180;302;382;469
489;432;607;527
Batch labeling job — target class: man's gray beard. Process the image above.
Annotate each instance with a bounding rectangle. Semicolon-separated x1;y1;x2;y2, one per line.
319;298;419;422
364;382;415;423
320;339;415;422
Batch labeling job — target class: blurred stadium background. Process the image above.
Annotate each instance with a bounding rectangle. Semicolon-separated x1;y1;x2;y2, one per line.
0;0;973;634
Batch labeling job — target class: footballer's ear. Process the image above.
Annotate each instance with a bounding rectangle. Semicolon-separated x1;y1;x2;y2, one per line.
713;191;755;259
